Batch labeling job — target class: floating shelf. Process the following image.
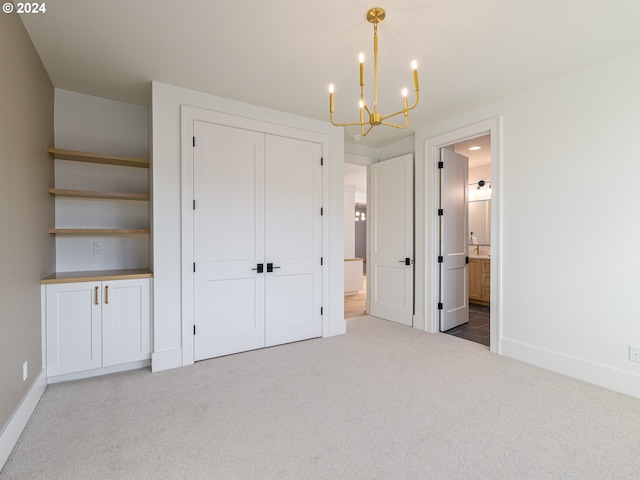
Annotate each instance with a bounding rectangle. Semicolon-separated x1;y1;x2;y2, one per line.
48;228;150;235
49;188;150;201
47;148;150;168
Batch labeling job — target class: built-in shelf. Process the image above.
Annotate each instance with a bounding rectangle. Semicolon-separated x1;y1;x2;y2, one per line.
48;228;150;235
47;148;150;168
48;188;150;201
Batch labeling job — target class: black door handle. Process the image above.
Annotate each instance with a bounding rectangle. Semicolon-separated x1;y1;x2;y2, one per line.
252;263;264;273
266;263;281;273
398;258;411;266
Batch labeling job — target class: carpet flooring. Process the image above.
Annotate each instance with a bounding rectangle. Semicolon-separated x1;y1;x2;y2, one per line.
2;316;639;479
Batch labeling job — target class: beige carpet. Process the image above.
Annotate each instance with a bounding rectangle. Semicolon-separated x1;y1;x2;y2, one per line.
2;316;640;479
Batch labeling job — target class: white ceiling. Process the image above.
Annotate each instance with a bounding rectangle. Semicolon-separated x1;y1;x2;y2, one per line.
19;0;640;148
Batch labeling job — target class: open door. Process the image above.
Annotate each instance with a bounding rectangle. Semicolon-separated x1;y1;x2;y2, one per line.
369;154;413;326
439;148;469;331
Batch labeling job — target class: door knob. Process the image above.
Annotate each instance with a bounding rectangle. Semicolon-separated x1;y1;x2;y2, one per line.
399;258;412;266
252;263;264;273
267;263;281;273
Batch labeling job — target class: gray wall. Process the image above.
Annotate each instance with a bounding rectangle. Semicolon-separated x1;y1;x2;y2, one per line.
0;13;54;429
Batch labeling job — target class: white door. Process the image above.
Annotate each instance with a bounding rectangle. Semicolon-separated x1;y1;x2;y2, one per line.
102;278;150;366
193;122;323;360
265;136;323;346
439;149;469;331
194;122;266;360
368;154;414;326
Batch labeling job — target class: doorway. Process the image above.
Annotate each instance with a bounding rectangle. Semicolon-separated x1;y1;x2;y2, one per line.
442;135;492;347
424;117;500;353
344;163;368;319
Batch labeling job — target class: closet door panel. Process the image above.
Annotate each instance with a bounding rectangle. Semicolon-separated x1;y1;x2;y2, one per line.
194;122;265;360
265;136;323;346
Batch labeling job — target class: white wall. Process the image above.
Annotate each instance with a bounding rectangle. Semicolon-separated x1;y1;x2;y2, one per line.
151;82;345;370
415;49;640;397
53;90;149;272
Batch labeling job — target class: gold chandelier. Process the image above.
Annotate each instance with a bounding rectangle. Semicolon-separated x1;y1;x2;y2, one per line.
329;7;420;137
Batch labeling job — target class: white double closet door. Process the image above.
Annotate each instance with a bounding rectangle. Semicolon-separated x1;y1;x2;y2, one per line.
193;122;323;361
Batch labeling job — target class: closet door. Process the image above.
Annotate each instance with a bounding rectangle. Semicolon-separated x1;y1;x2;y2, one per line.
193;122;266;360
264;136;323;346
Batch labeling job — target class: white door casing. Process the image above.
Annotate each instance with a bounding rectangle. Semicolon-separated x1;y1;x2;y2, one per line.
193;121;323;360
369;154;414;326
439;149;469;332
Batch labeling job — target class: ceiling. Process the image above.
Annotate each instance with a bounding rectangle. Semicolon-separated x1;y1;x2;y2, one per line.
19;0;640;148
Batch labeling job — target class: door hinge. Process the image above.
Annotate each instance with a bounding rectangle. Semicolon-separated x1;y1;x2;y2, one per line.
466;256;469;264
321;307;323;315
438;302;443;310
438;161;444;169
320;207;323;216
438;208;444;216
438;255;443;263
320;257;323;266
193;263;196;273
193;136;196;147
193;325;196;335
193;199;196;210
321;157;324;166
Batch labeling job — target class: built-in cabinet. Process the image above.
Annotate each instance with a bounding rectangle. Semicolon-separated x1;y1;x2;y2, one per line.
43;147;153;380
469;257;490;306
44;275;151;378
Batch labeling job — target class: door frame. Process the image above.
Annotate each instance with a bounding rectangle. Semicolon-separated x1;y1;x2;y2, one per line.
423;117;502;353
180;106;331;366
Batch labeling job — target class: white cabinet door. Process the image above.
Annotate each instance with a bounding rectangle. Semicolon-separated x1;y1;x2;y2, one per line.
47;278;151;376
102;278;150;366
46;282;102;376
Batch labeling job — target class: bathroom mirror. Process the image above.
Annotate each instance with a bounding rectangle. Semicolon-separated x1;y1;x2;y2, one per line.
469;199;491;245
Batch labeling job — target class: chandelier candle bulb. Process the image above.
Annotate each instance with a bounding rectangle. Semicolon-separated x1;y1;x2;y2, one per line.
329;84;335;113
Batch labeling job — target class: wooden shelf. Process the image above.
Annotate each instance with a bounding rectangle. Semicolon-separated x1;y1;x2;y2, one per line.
48;228;150;235
42;268;153;285
49;188;150;201
48;148;149;168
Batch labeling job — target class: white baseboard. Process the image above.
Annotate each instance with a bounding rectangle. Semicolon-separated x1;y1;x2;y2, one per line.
151;348;182;372
329;319;347;336
0;369;47;471
501;338;640;399
47;360;150;384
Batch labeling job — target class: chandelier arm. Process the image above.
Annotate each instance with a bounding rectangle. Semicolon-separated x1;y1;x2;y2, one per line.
330;118;369;128
379;92;420;122
381;121;408;129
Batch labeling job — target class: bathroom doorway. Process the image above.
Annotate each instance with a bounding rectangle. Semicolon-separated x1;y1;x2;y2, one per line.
441;134;492;347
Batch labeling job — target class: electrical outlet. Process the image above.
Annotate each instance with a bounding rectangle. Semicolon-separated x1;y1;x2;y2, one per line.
22;361;28;381
630;345;640;363
93;242;103;254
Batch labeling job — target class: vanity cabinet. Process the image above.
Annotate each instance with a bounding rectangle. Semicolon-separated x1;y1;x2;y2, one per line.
469;258;490;305
45;276;151;378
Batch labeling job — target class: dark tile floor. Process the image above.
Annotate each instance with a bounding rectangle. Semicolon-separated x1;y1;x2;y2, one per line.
443;303;490;347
